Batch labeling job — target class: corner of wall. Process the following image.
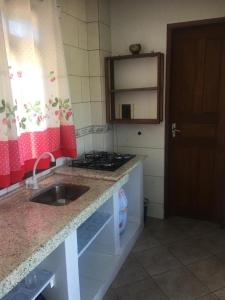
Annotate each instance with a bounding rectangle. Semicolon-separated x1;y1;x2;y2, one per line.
59;0;113;155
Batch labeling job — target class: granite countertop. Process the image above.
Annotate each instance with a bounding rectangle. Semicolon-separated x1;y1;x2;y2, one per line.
55;155;145;181
0;173;128;299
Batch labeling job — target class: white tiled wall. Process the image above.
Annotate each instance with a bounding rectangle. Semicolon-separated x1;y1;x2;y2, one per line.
60;13;79;46
91;102;104;125
86;0;99;22
115;125;164;149
76;133;93;156
72;102;92;129
86;0;113;151
116;146;164;177
81;77;90;101
59;0;165;219
110;0;166;218
115;129;165;218
99;0;110;25
59;0;113;154
88;51;101;76
99;23;111;51
58;0;92;152
90;77;102;101
92;130;114;152
115;138;165;218
87;22;99;50
78;20;88;49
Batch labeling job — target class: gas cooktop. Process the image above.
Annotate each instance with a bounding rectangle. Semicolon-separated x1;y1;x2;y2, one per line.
69;151;136;171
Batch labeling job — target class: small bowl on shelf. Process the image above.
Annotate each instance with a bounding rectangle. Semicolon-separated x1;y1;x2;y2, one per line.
129;43;142;55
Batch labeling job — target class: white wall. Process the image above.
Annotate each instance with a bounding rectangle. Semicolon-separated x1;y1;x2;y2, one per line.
110;0;225;218
86;0;114;152
58;0;92;154
58;0;113;156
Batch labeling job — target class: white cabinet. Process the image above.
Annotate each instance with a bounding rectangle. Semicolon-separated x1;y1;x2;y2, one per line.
79;197;116;300
2;269;55;300
3;161;143;300
78;161;143;300
40;231;80;300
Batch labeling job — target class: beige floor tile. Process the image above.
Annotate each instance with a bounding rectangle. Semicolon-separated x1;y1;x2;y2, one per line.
188;256;225;291
132;230;160;253
106;218;225;300
112;257;148;288
187;221;219;238
214;287;225;299
147;224;189;245
168;237;212;265
153;266;209;300
115;278;167;300
196;294;219;299
135;246;182;276
167;217;198;233
103;289;119;300
201;231;225;254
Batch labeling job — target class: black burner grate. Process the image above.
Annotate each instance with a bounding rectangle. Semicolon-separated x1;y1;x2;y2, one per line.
70;152;135;171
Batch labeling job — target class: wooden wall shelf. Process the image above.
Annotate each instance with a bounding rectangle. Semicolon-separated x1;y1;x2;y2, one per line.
105;52;164;124
110;87;158;93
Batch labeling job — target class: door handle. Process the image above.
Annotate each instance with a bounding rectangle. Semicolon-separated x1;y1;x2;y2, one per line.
172;123;181;138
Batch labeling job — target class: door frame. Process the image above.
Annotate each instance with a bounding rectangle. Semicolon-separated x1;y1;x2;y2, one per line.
164;17;225;218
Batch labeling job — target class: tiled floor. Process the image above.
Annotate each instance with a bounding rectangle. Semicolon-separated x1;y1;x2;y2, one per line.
104;217;225;300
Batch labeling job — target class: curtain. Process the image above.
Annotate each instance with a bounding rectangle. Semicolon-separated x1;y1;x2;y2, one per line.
0;0;77;188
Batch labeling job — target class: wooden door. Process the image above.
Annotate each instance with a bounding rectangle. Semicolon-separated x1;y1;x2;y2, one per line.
167;21;225;222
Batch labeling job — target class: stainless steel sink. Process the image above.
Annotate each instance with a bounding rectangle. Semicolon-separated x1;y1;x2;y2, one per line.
30;183;90;206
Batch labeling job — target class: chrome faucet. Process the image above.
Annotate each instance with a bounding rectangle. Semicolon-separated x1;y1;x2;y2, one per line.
29;152;55;189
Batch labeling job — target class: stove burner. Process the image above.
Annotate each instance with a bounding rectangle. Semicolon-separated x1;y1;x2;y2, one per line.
85;151;108;160
103;163;115;167
70;152;135;171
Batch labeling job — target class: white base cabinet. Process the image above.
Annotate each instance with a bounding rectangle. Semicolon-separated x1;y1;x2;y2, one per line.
5;161;143;300
78;161;143;300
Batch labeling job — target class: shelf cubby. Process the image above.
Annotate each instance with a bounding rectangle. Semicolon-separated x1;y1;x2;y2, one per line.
110;87;158;93
79;251;119;300
105;52;164;124
77;211;113;257
78;196;118;300
3;269;55;300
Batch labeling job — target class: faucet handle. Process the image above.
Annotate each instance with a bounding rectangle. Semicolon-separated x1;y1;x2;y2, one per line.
25;177;39;189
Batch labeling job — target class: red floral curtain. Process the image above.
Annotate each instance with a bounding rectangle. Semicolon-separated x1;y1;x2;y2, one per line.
0;0;77;188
